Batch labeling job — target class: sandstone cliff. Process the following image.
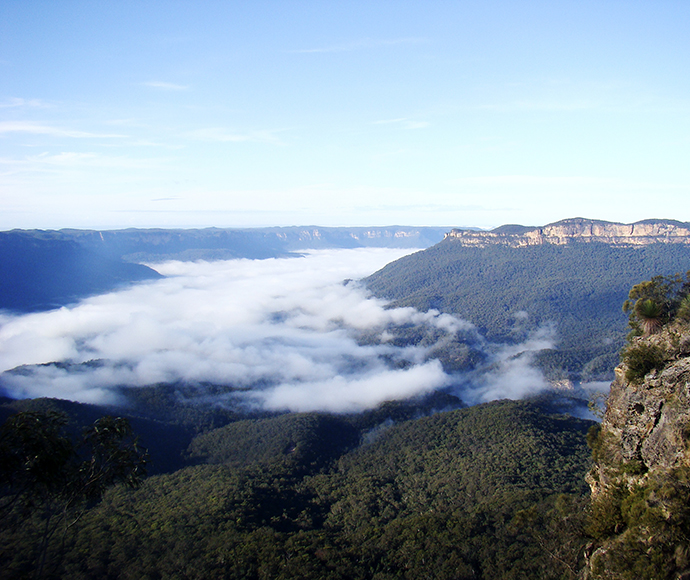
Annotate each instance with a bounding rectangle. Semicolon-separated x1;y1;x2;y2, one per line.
446;218;690;248
583;322;690;579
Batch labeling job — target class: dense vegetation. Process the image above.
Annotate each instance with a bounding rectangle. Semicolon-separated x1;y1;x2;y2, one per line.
622;271;690;336
366;240;690;381
0;409;147;579
618;271;690;384
0;395;594;579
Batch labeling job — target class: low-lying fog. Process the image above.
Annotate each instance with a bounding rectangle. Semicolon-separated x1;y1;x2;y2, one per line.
0;248;564;412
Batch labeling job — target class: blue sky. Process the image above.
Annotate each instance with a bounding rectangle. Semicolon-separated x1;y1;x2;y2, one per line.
1;1;689;230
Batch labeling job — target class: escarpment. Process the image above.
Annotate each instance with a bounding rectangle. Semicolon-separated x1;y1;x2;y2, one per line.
446;218;690;248
583;322;690;579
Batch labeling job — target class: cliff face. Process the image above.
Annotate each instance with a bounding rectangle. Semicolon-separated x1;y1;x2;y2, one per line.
583;323;690;579
446;218;690;247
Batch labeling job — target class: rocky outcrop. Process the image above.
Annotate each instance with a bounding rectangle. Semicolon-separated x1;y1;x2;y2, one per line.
587;328;690;494
583;323;690;579
446;218;690;247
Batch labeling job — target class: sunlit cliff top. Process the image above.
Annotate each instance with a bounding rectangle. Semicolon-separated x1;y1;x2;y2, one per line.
446;218;690;247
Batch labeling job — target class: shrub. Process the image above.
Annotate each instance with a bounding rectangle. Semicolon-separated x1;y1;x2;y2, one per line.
676;294;690;323
585;488;627;540
621;342;666;383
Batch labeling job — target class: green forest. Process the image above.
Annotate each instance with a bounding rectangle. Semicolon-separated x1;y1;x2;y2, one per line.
366;240;690;382
1;393;594;579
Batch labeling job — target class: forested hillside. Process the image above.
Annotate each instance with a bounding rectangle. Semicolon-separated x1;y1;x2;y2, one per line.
0;232;161;312
366;240;690;381
0;395;593;579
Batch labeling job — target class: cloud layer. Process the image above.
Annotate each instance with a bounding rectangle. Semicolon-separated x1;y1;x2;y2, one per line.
0;249;555;412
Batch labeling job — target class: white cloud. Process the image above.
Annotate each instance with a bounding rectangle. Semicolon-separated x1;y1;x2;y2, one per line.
0;97;47;108
0;121;125;139
255;361;448;413
373;118;429;130
462;324;557;404
0;249;555;412
142;81;189;91
186;127;285;144
0;249;452;410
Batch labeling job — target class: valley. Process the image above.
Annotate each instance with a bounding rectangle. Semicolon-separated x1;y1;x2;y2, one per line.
2;217;690;579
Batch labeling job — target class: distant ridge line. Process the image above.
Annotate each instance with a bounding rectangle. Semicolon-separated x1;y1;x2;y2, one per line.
445;218;690;247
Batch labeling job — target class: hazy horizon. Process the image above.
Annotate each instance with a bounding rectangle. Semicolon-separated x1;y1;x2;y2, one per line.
3;215;687;235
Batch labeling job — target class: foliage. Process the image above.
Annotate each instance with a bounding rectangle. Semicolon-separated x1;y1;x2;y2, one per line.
620;341;667;383
185;412;360;474
0;411;147;578
677;294;690;322
0;399;595;579
622;271;690;336
366;241;690;381
633;298;663;335
586;467;690;579
0;411;74;512
586;423;602;455
587;392;608;421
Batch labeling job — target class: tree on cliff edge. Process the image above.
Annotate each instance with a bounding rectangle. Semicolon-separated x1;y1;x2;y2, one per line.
622;271;690;336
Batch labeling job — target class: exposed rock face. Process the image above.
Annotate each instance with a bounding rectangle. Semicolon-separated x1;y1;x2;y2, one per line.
583;323;690;579
446;218;690;247
587;329;690;494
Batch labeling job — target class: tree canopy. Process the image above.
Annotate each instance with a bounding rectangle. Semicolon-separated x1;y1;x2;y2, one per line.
0;411;147;578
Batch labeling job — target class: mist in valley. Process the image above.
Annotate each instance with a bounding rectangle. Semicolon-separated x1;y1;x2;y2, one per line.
0;248;561;412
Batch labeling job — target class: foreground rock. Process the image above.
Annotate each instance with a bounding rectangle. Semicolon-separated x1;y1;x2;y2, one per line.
583;323;690;579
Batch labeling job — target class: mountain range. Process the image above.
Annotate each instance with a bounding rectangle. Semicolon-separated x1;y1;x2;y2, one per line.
0;226;448;312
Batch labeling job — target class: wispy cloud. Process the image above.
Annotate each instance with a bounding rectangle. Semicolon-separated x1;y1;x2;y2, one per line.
477;99;598;113
0;152;166;173
373;118;429;130
186;127;285;144
143;81;189;91
0;97;47;108
0;121;125;139
25;151;164;169
447;175;689;191
290;37;426;54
